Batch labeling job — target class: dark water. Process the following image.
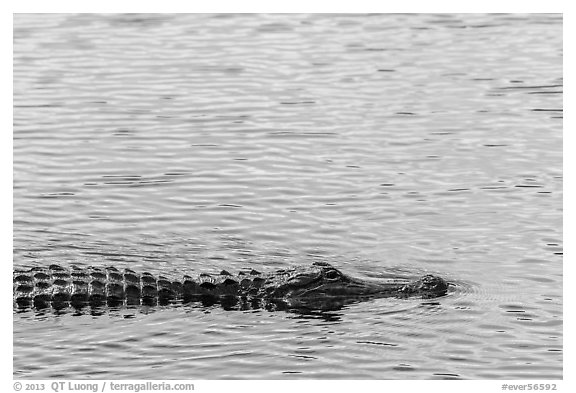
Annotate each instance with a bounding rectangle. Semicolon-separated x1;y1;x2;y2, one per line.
13;14;562;379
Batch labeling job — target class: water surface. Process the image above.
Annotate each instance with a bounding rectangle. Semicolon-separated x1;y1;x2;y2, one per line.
13;13;562;379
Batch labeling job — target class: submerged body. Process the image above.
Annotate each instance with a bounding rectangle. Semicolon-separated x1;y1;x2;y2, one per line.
13;262;448;312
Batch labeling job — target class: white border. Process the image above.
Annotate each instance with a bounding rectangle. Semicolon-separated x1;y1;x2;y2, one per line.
4;4;569;390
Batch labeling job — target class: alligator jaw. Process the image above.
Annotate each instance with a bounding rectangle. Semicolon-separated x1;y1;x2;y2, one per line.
285;274;449;300
268;269;412;299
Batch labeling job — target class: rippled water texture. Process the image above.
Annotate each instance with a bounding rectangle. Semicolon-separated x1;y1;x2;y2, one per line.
13;14;562;379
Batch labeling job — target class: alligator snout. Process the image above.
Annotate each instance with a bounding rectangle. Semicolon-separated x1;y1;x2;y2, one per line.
421;274;449;292
399;274;449;298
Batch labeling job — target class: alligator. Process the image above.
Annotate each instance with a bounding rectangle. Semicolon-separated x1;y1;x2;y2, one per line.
13;262;449;312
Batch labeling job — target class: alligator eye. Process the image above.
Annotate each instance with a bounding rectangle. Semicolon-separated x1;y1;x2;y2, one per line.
324;270;340;280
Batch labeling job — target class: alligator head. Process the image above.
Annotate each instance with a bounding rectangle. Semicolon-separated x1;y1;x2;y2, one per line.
266;261;448;300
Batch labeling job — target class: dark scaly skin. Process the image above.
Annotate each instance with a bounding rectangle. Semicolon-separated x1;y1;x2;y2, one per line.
13;262;448;312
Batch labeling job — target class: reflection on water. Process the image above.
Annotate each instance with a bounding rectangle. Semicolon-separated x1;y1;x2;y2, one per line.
13;13;562;379
14;300;351;323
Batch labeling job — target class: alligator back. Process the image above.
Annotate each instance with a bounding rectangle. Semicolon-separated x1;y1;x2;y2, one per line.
13;264;275;310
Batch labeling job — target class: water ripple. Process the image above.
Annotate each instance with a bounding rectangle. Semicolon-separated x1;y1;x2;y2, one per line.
13;13;562;379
